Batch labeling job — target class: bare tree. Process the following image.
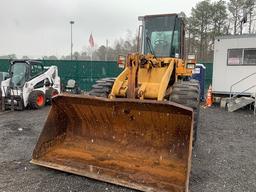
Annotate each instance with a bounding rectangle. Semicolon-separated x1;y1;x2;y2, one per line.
245;0;255;34
228;0;245;35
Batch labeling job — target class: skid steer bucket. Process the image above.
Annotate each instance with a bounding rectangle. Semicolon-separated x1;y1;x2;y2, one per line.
31;95;193;192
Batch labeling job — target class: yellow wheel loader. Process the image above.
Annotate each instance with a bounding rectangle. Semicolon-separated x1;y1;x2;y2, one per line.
31;13;200;192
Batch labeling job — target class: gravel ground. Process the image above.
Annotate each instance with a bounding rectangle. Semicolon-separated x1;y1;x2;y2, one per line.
0;105;255;192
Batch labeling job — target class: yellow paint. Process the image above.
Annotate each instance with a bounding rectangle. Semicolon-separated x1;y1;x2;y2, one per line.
110;53;195;101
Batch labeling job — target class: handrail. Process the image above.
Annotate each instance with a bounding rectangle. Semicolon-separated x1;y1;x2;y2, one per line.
231;84;256;99
254;96;256;116
229;72;256;98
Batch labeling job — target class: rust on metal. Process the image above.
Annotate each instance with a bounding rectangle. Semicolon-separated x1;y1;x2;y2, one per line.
127;54;140;99
31;94;193;192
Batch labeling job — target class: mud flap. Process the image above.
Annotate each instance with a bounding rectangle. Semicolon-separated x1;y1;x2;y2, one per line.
31;94;194;192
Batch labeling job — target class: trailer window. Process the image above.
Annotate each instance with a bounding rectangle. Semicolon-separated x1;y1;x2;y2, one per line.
243;49;256;65
227;49;243;65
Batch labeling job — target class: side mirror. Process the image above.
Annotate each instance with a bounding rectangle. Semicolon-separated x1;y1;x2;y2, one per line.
187;54;196;60
117;55;126;68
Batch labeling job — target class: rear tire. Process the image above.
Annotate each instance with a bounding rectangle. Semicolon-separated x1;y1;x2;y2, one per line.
169;80;200;145
88;77;115;98
45;88;58;105
28;90;46;109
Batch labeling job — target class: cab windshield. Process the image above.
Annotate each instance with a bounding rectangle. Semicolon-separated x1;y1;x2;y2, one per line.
143;15;180;58
10;62;29;87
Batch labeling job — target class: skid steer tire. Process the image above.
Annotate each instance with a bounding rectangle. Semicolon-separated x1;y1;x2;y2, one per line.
169;80;200;145
45;88;59;105
28;90;46;109
88;77;115;98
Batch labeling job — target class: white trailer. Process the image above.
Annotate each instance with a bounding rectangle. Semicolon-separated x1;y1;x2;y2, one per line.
213;35;256;96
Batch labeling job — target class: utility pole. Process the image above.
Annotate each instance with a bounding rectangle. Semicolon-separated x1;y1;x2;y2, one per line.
70;21;75;60
240;8;248;35
240;20;243;35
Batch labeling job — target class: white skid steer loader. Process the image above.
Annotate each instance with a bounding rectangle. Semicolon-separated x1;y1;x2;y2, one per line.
1;60;60;110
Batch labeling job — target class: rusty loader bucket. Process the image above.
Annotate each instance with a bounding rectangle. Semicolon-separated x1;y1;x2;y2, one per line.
31;95;194;192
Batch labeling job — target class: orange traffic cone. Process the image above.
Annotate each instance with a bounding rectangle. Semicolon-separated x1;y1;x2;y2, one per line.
206;84;213;107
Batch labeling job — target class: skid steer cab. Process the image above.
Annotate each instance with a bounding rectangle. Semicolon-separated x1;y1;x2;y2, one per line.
1;60;60;111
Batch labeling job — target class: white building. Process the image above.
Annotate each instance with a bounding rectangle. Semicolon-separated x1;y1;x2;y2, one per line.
212;35;256;96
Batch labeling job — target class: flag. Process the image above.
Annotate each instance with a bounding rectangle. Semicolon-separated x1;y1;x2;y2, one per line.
89;33;94;47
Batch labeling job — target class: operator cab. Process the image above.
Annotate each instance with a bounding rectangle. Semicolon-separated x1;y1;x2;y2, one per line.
140;13;185;59
9;60;44;88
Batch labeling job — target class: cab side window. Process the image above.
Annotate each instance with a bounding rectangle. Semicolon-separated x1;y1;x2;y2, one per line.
31;64;43;77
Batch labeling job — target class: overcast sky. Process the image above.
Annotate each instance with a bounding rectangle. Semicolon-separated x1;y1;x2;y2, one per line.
0;0;203;58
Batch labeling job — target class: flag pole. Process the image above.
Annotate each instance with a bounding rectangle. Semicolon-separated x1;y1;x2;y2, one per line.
89;33;94;81
91;47;93;61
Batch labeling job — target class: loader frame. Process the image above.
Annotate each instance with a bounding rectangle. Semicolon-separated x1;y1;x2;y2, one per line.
31;13;199;192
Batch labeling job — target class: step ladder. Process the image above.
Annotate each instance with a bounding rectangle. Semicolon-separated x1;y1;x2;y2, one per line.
221;72;256;114
227;97;255;112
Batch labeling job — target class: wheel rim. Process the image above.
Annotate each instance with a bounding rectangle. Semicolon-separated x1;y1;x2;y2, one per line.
37;95;44;106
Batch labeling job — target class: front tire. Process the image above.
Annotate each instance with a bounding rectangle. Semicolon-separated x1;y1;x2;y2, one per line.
28;91;46;109
45;88;58;105
169;80;200;145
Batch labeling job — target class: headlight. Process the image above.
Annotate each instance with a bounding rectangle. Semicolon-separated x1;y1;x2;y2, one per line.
187;64;195;69
117;55;126;68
